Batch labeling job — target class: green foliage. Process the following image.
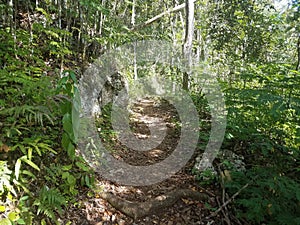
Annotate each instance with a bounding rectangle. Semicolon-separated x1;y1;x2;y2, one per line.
226;168;300;224
224;63;300;170
33;186;66;220
0;47;93;223
44;160;94;198
193;167;218;186
218;62;300;224
0;0;299;224
56;70;79;160
95;103;118;146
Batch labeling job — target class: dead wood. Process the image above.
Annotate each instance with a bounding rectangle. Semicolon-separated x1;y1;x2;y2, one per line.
98;188;209;220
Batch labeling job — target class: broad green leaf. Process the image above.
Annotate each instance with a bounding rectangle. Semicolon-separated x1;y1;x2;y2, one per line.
67;143;75;159
61;133;70;150
19;196;29;201
0;218;12;225
0;205;5;212
8;212;19;221
16;219;26;224
63;113;74;141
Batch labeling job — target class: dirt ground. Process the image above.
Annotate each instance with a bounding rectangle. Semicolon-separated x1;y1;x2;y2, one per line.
62;98;241;225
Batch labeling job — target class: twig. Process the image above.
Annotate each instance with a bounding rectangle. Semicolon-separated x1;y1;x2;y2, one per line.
216;197;231;225
206;182;250;220
217;166;231;225
197;185;216;197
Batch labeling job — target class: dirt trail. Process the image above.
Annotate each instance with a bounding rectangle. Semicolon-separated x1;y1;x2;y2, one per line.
63;98;218;225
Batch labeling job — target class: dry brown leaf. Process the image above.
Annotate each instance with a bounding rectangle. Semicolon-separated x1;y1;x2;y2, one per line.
0;144;10;153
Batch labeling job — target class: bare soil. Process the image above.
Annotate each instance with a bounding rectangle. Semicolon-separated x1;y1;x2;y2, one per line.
61;98;237;225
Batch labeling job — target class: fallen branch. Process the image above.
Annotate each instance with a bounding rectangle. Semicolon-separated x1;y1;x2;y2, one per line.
206;182;250;220
98;188;209;220
131;0;197;31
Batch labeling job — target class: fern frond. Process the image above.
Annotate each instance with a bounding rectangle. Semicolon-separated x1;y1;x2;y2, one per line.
0;105;54;126
34;186;66;219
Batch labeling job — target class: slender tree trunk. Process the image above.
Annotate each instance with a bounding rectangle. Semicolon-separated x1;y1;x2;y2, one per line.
58;0;62;29
132;0;138;80
8;0;17;58
182;0;195;90
296;33;300;71
25;1;33;56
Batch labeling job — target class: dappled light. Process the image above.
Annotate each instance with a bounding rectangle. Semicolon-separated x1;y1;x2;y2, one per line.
0;0;299;224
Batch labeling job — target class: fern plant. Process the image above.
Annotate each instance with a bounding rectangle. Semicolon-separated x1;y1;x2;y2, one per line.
0;105;54;131
33;186;66;221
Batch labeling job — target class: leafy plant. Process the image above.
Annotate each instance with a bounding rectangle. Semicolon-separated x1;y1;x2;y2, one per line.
193;167;218;186
33;186;66;221
226;168;300;225
57;70;80;160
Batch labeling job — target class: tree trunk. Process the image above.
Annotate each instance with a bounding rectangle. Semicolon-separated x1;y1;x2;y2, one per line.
132;0;138;80
182;0;195;90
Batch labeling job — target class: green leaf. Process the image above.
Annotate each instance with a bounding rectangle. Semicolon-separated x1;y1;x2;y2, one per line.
61;133;70;150
8;212;19;221
85;175;90;187
67;143;75;159
63;113;74;141
62;171;69;179
0;205;5;212
67;174;76;185
62;164;72;171
75;161;89;172
16;219;26;224
19;196;29;201
28;147;32;160
58;76;68;86
0;218;12;225
22;170;36;178
15;159;22;180
296;190;300;201
69;71;77;83
20;156;40;171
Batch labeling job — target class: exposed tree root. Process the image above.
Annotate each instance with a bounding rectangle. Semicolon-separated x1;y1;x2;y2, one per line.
98;189;209;220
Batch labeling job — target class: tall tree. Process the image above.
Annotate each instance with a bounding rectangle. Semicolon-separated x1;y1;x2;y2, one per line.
182;0;195;90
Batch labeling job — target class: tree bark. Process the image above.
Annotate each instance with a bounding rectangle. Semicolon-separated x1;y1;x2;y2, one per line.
132;0;138;80
182;0;195;90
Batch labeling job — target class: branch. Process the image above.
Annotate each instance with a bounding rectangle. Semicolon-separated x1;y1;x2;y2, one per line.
131;0;197;31
206;182;250;220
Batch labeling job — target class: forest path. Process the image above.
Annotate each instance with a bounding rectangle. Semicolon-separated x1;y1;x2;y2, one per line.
65;98;217;225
